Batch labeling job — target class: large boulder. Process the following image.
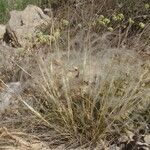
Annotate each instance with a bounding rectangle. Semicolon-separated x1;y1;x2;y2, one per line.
4;5;50;47
0;25;6;40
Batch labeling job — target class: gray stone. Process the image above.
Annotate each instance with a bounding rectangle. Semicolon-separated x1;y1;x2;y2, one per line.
0;82;22;114
4;5;50;47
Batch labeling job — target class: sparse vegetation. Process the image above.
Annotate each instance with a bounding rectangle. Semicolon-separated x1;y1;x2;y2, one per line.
0;0;150;149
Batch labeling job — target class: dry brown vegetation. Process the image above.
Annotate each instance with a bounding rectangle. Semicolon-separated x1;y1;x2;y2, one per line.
0;0;150;149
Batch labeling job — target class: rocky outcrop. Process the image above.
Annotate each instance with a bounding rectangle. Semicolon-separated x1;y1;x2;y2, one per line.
0;25;5;40
4;5;50;47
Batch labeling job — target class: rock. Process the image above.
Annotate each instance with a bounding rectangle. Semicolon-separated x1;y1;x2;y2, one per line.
0;25;6;40
0;82;22;115
4;5;50;47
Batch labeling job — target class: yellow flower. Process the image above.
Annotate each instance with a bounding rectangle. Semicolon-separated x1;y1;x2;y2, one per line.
99;15;105;20
54;29;60;39
145;3;150;9
48;35;55;42
108;27;113;32
98;20;105;26
139;22;145;28
128;18;134;24
36;32;43;38
103;18;110;24
62;19;69;26
118;13;124;20
112;15;118;21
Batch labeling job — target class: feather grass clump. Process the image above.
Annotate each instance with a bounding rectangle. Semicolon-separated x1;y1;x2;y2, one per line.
25;44;150;147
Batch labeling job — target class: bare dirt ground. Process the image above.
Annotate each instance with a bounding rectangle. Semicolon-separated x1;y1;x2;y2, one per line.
0;127;50;150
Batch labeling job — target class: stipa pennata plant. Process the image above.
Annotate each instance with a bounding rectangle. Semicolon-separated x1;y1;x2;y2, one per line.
24;41;150;147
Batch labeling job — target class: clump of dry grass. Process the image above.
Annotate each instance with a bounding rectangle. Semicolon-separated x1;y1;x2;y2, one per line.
0;1;150;149
23;31;150;148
